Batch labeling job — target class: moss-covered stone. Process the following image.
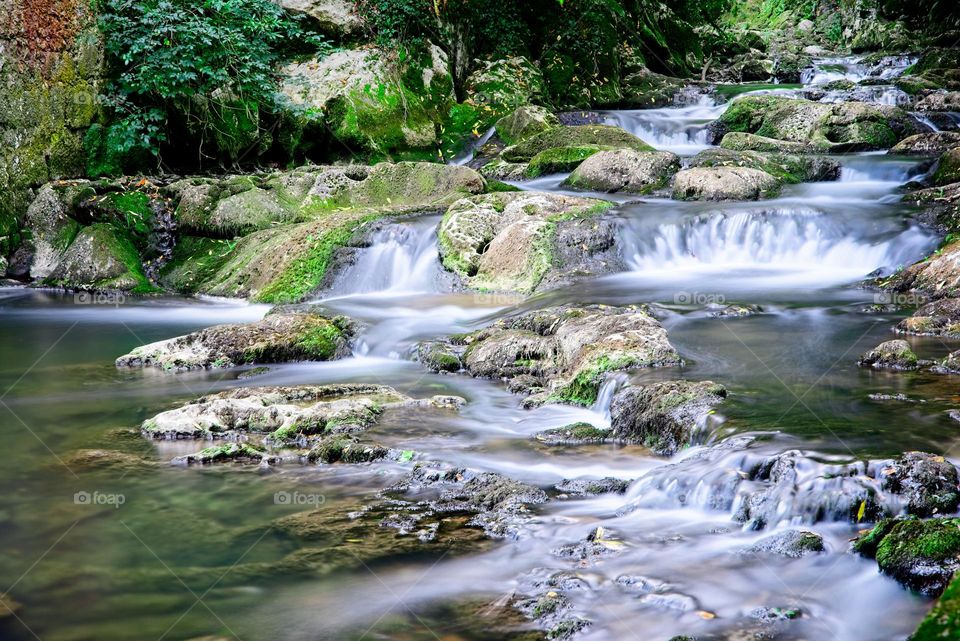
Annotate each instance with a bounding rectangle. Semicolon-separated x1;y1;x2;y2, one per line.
712;95;923;152
565;149;680;194
854;517;960;596
495;106;560;146
46;223;153;292
308;435;388;464
911;572;960;640
687;148;840;184
502;126;654;163
116;312;351;372
934;148;960;186
525;146;603;178
174;442;266;465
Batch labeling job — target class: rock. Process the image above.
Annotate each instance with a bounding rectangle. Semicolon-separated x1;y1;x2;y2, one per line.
501;125;654;163
437;191;617;293
621;69;701;108
935;148;960;186
854;517;960;596
709;304;762;318
857;339;921;371
417;341;462;373
740;530;825;558
307;435;389;463
46;223;150;291
279;45;454;155
711;95;925;152
911;572;960;640
62;448;153;472
494;106;560;145
116;312;352;372
535;422;610;445
161;162;484;303
173;442;268;466
553;526;625;562
555;477;630;496
720;131;821;154
880;452;960;517
277;0;362;38
564;149;680;194
525;145;608;178
890;132;960;156
915;92;960;112
672;167;781;201
464;57;547;116
609;381;727;455
687;148;840;184
454;305;680;405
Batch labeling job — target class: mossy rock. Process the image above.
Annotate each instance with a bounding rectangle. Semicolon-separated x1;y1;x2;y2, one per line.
934;148;960;186
45;223;152;292
525;145;604;178
688;148;840;184
854;517;960;596
502;125;653;163
495;106;560;146
911;573;960;640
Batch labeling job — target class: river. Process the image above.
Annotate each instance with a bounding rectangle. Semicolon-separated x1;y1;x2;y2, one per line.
0;56;957;641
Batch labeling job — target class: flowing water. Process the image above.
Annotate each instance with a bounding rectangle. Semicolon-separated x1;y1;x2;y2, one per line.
1;60;957;641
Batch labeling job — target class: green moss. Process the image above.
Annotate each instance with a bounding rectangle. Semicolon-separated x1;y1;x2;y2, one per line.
525;146;602;178
935;149;960;186
159;237;238;293
485;180;521;193
189;442;265;464
503;125;653;163
308;436;387;464
912;574;960;640
292;321;343;360
255;213;381;304
553;355;641;406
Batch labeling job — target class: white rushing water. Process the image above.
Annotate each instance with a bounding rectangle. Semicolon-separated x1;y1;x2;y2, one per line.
602;95;725;154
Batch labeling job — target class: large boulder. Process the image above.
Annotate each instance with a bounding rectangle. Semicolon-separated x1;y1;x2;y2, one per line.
278;0;363;38
279;45;454;156
564;150;680;194
712;95;926;152
672;167;781;201
896;298;960;337
502;125;654;163
934;148;960;186
495;106;560;146
464;57;548;116
609;381;727;455
433;304;680;405
621;69;702;108
854;517;960;596
887;241;960;302
45;223;149;291
116;312;353;372
437;191;616;293
687;148;840;184
890;132;960;156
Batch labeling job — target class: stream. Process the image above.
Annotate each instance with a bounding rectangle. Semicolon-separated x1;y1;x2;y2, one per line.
1;57;958;641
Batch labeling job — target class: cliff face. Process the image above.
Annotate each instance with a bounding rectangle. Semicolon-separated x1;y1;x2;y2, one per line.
0;0;103;258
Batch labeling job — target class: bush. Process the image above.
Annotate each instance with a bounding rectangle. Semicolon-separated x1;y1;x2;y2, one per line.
99;0;330;168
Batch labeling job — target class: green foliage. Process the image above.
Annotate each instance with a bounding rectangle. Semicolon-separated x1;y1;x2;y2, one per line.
99;0;331;166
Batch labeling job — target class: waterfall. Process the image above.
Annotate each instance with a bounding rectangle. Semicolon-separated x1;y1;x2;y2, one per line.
619;208;935;289
327;218;442;297
602;96;725;154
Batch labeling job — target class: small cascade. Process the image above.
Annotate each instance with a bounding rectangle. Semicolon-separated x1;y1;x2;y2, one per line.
602;95;725;154
452;126;497;166
591;375;626;424
327;218;442;297
620;208;934;288
617;439;911;529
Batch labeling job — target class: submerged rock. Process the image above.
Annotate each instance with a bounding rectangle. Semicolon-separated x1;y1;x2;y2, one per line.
672;167;781;201
441;304;679;405
116;312;353;372
857;339;922;370
564;149;680;194
739;529;825;558
854;517;960;595
609;381;727;455
555;477;631;496
437;192;617;293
